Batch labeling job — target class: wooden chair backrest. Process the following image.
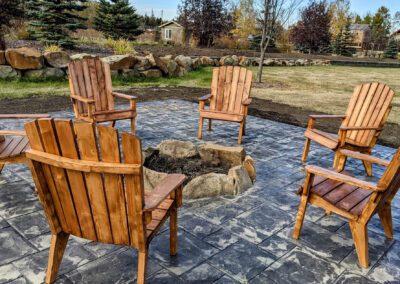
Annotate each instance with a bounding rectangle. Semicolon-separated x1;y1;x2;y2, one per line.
24;119;146;249
376;148;400;206
342;83;394;147
209;66;253;114
68;58;115;115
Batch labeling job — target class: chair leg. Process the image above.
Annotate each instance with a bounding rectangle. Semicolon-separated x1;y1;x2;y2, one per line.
337;155;347;172
362;160;373;177
302;138;311;162
293;195;309;240
333;151;343;169
243;118;247;136
170;206;178;256
130;118;136;135
111;121;116;127
238;121;245;144
137;248;148;284
378;205;393;240
349;221;369;268
45;232;70;284
208;119;212;131
0;164;4;174
198;117;204;139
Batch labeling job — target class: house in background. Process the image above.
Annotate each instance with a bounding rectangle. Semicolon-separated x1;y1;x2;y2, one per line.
391;29;400;41
349;24;371;49
159;21;185;45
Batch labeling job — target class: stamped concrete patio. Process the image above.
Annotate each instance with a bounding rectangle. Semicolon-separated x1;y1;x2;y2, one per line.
0;100;399;284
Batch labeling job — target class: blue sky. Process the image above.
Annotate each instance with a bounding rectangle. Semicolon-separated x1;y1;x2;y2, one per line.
131;0;400;20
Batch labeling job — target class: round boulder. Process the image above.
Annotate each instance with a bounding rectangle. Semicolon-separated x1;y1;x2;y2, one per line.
24;68;65;79
183;173;236;199
140;69;162;78
175;55;193;71
0;65;20;79
0;51;6;65
70;53;98;61
157;140;197;159
133;56;152;71
102;55;137;70
44;51;70;68
5;47;44;70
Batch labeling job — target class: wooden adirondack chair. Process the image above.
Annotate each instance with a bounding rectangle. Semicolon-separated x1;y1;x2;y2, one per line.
68;58;137;133
0;114;50;173
302;83;395;176
198;66;253;144
294;148;400;268
24;119;186;284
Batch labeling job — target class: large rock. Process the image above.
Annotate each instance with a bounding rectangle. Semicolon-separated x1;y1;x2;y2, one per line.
140;69;162;78
199;56;214;66
228;165;253;194
160;57;178;76
198;143;246;167
239;56;251;67
5;47;44;70
24;68;65;79
133;56;152;71
183;173;235;199
220;55;239;66
121;69;140;78
243;155;256;182
0;65;20;79
192;58;200;70
143;167;168;192
44;51;70;68
70;53;98;61
175;55;193;71
101;55;137;70
153;54;169;75
263;59;275;66
174;66;187;77
0;51;6;65
157;140;197;159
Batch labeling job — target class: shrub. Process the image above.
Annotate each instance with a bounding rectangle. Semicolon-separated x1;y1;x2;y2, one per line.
214;36;249;50
73;28;105;45
104;38;135;55
44;44;62;53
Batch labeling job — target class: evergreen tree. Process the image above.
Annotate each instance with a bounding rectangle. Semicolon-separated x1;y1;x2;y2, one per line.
0;0;25;49
332;19;355;57
94;0;141;39
332;27;344;55
26;0;88;48
384;38;399;59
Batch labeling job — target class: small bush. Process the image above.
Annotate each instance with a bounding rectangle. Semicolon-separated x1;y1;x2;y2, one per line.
4;21;31;40
214;36;249;50
44;44;62;53
104;38;135;55
73;29;105;45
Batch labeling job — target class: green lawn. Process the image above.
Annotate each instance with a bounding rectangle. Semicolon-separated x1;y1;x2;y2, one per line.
0;65;399;124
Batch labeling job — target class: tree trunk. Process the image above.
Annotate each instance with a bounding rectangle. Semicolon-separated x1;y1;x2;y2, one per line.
257;37;271;83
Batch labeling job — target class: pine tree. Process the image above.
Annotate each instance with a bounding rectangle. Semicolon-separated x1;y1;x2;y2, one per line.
94;0;141;39
0;0;25;49
340;20;355;56
26;0;88;48
332;27;344;55
384;38;399;59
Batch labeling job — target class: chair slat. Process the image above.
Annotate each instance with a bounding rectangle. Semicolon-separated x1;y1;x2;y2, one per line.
75;122;113;243
228;67;241;113
346;83;371;128
209;68;219;111
98;126;130;245
103;63;115;111
323;183;358;204
81;60;98;110
336;188;372;211
87;59;103;112
239;69;253;114
122;133;146;248
0;136;23;158
54;120;97;241
216;66;227;111
37;119;82;237
68;62;85;114
96;60;108;111
312;179;343;196
222;66;234;112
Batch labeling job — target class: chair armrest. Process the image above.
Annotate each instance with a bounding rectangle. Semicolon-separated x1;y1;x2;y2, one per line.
305;165;383;192
309;114;346;119
0;114;50;119
242;98;252;106
144;174;186;211
70;95;95;104
199;94;212;101
0;130;26;136
112;92;137;101
339;150;390;167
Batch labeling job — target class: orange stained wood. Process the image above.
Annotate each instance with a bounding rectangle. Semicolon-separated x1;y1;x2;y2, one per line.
24;119;186;284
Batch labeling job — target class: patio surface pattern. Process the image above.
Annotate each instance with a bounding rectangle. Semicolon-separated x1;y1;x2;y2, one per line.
0;100;399;284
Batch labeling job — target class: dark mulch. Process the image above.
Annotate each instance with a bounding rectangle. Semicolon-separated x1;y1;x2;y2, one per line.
144;149;230;183
0;86;398;147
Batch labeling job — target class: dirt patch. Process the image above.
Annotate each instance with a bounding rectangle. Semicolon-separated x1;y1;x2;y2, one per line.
144;150;230;184
0;86;398;147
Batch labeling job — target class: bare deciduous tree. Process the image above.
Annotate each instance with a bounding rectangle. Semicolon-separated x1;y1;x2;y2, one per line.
256;0;304;83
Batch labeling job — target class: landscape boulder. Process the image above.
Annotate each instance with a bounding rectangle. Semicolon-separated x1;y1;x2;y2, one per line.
199;56;214;66
133;56;152;71
0;51;6;65
140;69;162;78
263;59;275;66
121;69;140;78
183;173;236;199
228;165;253;194
239;56;252;67
101;55;137;70
192;57;200;70
70;53;98;61
157;140;197;159
243;155;256;182
143;167;168;192
220;55;234;66
44;51;70;68
5;47;44;70
175;55;193;71
198;143;246;167
174;66;187;77
24;67;65;79
160;56;178;76
0;65;20;79
153;54;170;75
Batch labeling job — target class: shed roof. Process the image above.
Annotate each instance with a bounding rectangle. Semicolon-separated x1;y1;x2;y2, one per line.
349;24;370;31
159;21;183;28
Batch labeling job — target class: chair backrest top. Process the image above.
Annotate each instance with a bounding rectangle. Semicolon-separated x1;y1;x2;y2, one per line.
377;147;400;204
24;119;146;248
68;58;114;114
343;82;395;147
209;66;253;114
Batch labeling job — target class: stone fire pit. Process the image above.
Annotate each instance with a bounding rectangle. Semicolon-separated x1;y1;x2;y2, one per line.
143;140;256;199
